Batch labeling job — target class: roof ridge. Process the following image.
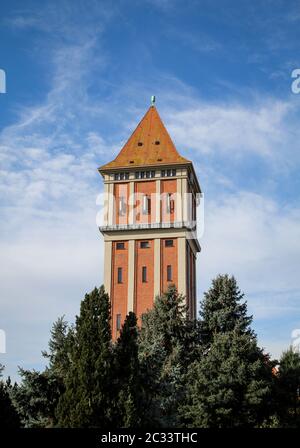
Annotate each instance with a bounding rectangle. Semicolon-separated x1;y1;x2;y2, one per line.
99;105;190;171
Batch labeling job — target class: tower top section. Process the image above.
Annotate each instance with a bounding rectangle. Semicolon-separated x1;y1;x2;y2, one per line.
98;105;190;171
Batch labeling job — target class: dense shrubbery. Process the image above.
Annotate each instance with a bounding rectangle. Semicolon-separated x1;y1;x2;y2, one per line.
1;275;300;428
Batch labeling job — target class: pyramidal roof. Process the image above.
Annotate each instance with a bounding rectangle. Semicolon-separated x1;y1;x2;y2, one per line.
99;105;190;171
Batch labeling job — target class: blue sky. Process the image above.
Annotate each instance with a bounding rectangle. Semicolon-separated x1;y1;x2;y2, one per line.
0;0;300;380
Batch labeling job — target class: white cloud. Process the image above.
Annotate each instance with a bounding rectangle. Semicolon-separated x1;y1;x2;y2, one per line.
199;191;300;316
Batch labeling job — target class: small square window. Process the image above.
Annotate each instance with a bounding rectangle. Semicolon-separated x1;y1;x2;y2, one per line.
116;242;125;250
140;241;150;248
165;239;173;247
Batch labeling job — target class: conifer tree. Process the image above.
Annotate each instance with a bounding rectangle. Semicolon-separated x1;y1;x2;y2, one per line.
181;275;273;427
113;312;142;427
12;317;71;427
276;348;300;426
0;365;20;428
182;331;273;427
200;274;253;344
56;286;113;427
138;285;202;427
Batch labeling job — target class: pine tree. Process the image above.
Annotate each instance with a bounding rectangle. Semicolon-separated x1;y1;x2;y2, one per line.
182;331;273;427
12;317;71;427
138;285;202;427
181;275;273;427
0;365;20;428
113;312;142;427
56;286;113;427
276;348;300;426
200;274;253;345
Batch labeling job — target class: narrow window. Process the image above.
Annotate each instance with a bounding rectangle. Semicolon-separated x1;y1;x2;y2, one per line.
142;194;151;214
165;239;173;247
117;267;123;283
142;266;147;283
119;196;126;215
151;171;155;178
171;169;176;177
125;172;129;179
166;193;174;213
167;265;172;282
116;242;125;250
116;314;121;331
167;169;171;177
140;241;150;248
161;170;165;177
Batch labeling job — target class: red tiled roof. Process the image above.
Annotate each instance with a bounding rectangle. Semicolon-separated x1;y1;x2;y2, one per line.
99;106;190;171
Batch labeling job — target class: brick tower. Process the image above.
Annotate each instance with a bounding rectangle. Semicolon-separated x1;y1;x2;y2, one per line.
98;100;201;338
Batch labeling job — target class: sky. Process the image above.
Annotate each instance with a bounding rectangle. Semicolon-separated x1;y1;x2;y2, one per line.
0;0;300;381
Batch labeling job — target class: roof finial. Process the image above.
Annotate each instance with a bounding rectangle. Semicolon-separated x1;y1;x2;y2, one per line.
151;95;156;106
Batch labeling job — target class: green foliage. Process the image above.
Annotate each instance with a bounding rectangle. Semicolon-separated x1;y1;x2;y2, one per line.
112;312;142;427
275;347;300;427
138;285;202;427
199;274;253;344
181;275;273;427
56;286;113;427
11;369;62;428
12;316;70;427
7;275;296;429
0;366;20;429
182;331;273;427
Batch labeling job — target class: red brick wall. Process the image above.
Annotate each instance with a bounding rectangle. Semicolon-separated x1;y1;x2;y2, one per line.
135;239;154;322
160;237;178;293
111;240;128;338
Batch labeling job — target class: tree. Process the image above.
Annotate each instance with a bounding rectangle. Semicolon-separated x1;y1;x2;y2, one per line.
0;365;20;429
56;286;113;427
182;331;273;427
276;347;300;426
113;312;142;427
181;275;274;427
199;274;253;345
12;317;71;427
138;285;202;427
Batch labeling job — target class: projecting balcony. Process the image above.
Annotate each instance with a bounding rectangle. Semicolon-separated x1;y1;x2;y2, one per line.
99;220;196;233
